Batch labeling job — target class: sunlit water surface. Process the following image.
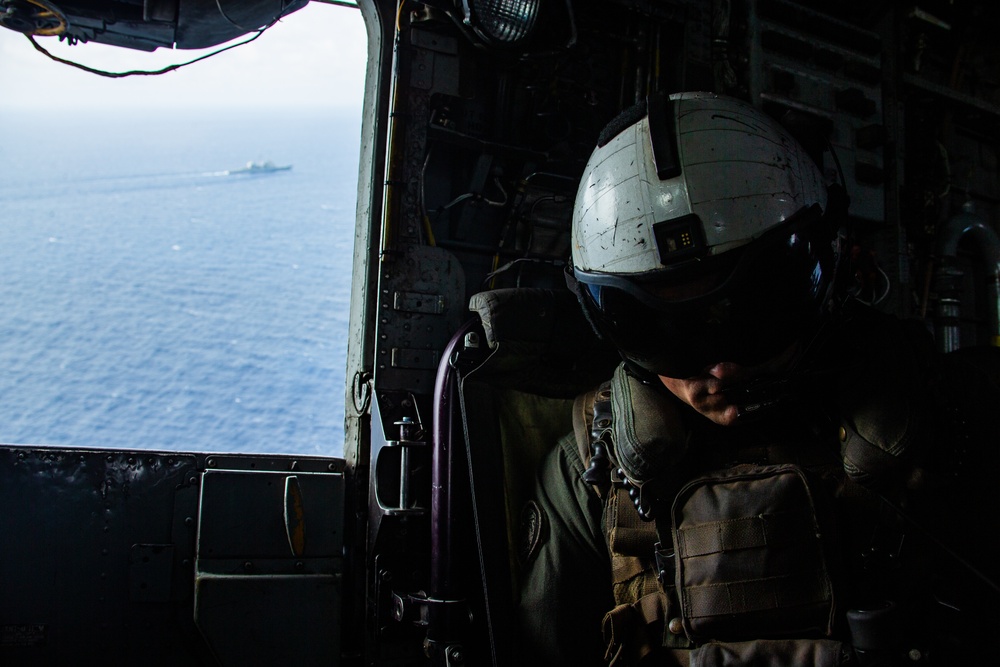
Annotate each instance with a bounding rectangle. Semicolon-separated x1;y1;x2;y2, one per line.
0;109;359;457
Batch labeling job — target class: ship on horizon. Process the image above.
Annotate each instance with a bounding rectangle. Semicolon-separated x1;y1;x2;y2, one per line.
226;160;292;175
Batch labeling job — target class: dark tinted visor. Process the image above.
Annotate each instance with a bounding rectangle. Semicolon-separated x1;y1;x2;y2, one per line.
576;205;836;378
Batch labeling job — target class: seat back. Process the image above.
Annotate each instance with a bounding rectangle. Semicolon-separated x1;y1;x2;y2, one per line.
455;288;619;664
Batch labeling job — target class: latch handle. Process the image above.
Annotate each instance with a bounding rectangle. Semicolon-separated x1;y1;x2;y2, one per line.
284;475;306;557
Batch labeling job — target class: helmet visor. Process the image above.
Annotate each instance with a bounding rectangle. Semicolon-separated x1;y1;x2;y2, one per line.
576;205;836;378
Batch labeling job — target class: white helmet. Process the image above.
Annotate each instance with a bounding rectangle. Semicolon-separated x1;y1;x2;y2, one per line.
570;92;843;378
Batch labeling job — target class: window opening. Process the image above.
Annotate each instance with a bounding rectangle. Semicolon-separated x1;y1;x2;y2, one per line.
0;2;366;456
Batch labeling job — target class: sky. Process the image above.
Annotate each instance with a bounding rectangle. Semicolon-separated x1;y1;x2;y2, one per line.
0;2;368;111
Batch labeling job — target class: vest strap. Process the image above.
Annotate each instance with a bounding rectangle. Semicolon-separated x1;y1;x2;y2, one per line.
607;486;659;585
602;592;667;666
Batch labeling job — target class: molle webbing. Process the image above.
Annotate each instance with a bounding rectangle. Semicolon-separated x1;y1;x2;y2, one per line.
672;464;836;640
576;379;660;589
602;591;667;666
606;485;659;585
574;380;671;664
684;570;833;620
675;507;819;558
677;508;833;617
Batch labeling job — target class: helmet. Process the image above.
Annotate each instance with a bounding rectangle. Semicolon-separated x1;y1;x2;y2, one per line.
570;92;842;379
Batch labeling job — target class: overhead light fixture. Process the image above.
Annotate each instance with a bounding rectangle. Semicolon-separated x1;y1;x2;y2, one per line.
461;0;540;46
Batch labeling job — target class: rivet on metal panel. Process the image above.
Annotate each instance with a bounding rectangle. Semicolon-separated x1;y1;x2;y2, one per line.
207;457;216;468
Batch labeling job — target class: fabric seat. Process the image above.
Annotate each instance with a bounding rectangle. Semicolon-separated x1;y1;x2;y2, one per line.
455;288;619;665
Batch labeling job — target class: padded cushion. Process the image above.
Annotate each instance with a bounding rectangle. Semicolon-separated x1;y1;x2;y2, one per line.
469;288;619;398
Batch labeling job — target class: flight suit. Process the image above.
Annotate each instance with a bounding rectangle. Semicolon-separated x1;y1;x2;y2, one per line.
516;303;999;666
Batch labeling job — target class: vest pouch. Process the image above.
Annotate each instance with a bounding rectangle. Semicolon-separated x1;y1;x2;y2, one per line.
672;464;836;642
687;639;849;666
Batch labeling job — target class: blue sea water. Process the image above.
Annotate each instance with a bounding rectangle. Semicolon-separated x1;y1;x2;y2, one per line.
0;108;360;457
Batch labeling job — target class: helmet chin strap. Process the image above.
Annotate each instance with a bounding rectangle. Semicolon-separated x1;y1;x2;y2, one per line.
620;357;666;386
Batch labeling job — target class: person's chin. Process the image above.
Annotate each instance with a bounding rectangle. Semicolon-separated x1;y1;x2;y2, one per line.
694;397;739;426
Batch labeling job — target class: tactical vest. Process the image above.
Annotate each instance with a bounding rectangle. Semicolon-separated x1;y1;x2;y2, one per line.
574;373;854;666
566;308;998;665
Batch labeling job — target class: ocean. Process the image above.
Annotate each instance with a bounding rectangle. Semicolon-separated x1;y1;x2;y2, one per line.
0;108;360;458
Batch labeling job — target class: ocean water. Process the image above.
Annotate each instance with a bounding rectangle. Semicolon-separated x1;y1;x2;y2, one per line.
0;108;360;457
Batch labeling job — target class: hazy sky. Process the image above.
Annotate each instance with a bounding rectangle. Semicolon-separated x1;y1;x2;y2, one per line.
0;2;368;111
